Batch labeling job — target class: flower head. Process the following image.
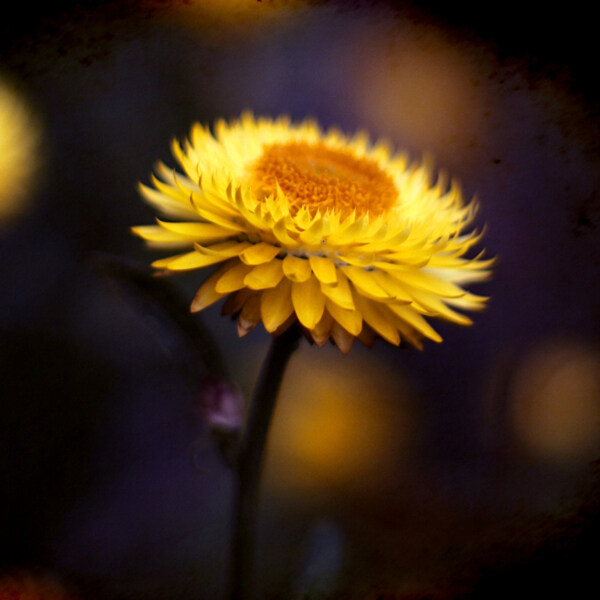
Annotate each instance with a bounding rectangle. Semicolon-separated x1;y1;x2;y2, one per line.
133;113;493;353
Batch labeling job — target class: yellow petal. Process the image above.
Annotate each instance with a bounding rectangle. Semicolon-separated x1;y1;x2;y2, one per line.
282;255;312;282
372;271;412;303
353;292;400;346
239;242;281;265
131;225;193;244
190;262;234;312
130;228;195;250
189;191;249;231
192;171;242;218
156;219;241;240
335;252;375;267
215;262;253;293
152;250;227;271
222;288;253;316
427;250;494;269
359;227;411;252
445;292;489;311
325;299;362;336
326;213;367;245
228;183;265;222
309;255;337;284
387;304;442;342
424;263;494;284
320;270;354;310
376;253;431;268
195;240;251;257
154;160;202;196
311;311;334;347
232;183;258;212
291;275;326;329
157;171;238;224
137;181;199;220
299;215;328;246
293;205;313;230
405;288;473;325
244;259;284;290
330;321;355;354
261;278;294;332
341;266;390;299
272;216;300;247
357;323;376;348
238;293;262;337
393;269;466;298
392;316;424;350
265;187;290;220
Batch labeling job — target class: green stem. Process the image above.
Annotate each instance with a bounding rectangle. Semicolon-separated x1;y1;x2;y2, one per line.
229;325;302;600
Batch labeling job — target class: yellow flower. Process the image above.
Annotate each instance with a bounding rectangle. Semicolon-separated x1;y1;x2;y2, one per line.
133;113;493;353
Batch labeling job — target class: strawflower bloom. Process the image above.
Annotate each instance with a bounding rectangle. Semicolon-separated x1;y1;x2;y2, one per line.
133;113;493;353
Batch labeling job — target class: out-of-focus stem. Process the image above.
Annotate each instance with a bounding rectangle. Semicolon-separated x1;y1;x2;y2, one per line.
229;324;301;600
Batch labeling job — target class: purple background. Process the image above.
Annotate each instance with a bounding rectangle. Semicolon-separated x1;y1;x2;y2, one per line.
1;1;599;598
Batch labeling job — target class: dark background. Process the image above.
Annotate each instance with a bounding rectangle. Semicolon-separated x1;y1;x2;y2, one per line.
1;1;600;598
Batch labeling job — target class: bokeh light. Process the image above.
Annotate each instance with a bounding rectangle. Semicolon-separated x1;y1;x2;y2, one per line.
352;26;486;158
165;0;304;37
0;570;80;600
509;337;600;463
0;75;40;224
264;344;416;497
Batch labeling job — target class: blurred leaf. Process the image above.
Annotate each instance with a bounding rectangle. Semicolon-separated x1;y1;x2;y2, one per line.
92;252;228;383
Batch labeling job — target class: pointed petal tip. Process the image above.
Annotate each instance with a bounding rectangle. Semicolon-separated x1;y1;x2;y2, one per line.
152;268;171;278
237;317;256;338
190;293;206;312
151;257;171;269
191;291;218;313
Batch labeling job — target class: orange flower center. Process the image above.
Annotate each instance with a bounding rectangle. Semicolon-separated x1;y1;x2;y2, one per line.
250;142;398;218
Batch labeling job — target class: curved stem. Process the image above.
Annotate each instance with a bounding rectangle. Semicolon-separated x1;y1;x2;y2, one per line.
229;325;302;600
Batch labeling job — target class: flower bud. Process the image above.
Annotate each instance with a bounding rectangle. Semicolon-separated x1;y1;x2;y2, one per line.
196;376;244;433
